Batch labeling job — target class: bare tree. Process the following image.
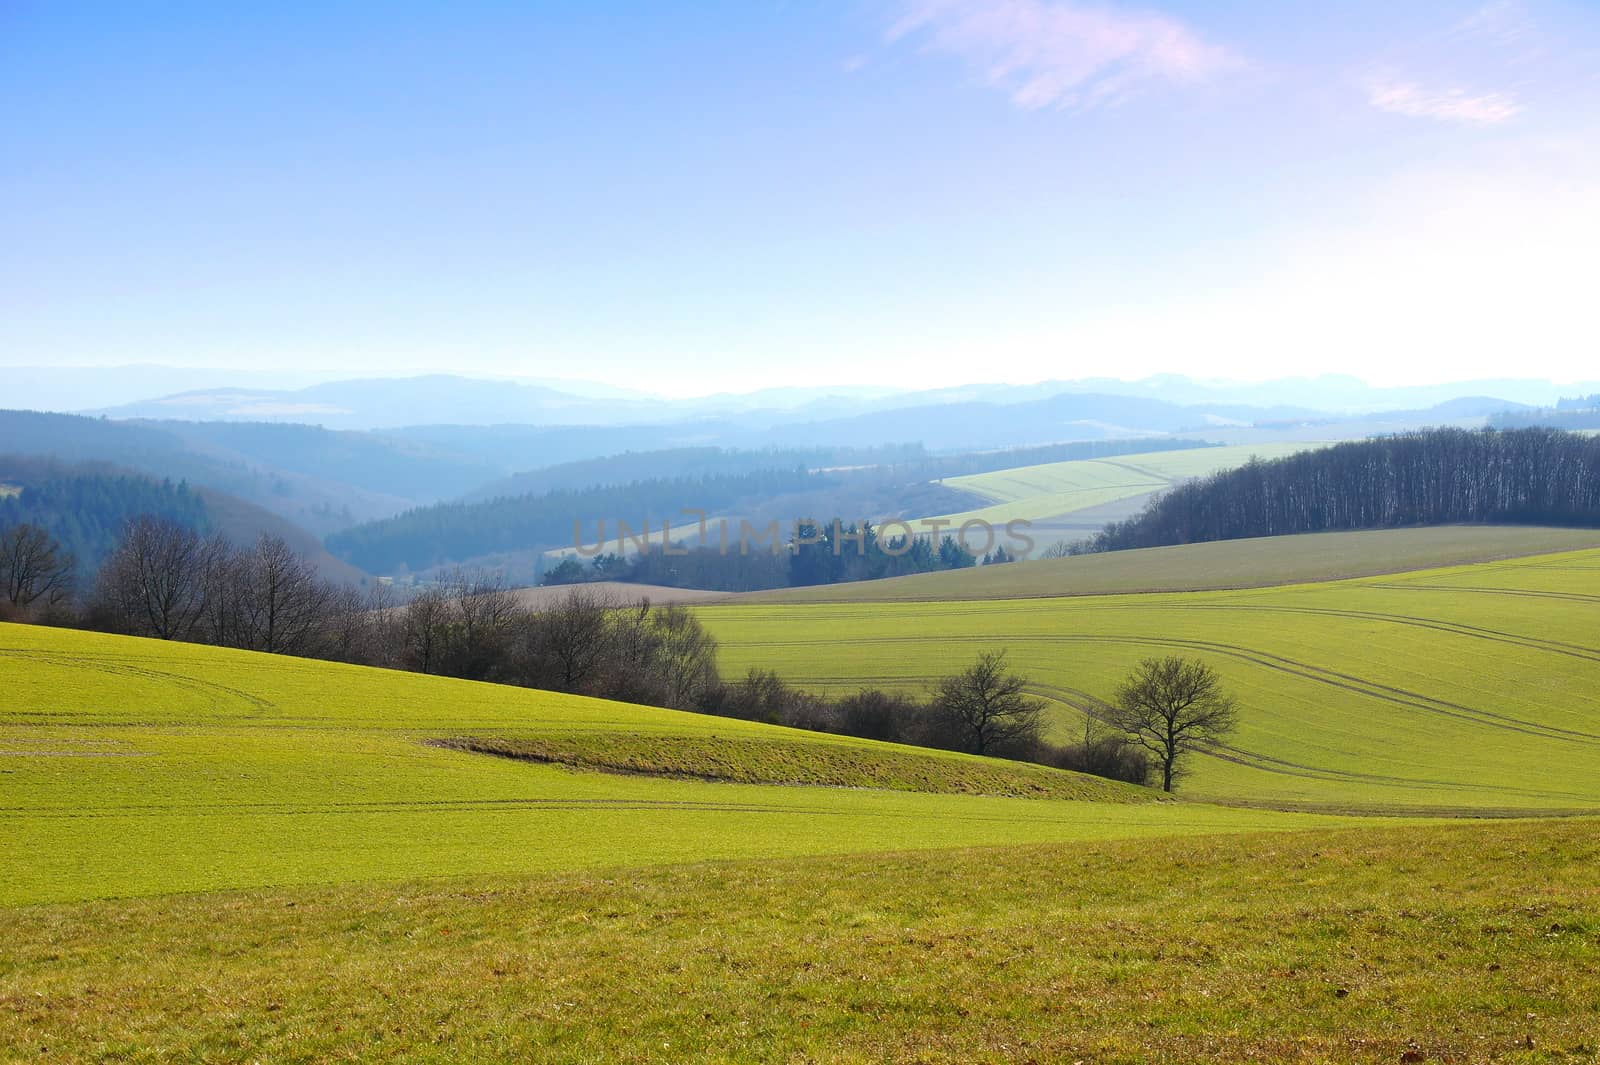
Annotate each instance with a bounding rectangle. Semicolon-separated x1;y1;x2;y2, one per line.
229;535;333;655
402;585;451;674
441;567;521;679
648;604;719;710
930;650;1046;757
530;586;617;694
0;523;75;611
1106;656;1238;793
94;516;221;640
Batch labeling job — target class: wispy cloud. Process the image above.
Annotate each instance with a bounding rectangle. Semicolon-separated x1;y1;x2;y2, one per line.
888;0;1234;110
1452;1;1536;49
1368;80;1521;124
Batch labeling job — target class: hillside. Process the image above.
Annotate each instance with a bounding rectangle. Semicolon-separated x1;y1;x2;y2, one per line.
0;455;363;583
911;442;1323;550
0;409;427;534
749;525;1600;602
705;545;1600;815
1094;427;1600;552
0;623;1340;908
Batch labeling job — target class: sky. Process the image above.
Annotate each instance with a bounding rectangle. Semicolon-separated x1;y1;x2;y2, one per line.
3;0;1598;396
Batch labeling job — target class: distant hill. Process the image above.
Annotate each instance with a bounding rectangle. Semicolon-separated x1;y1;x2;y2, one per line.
0;410;493;535
1092;427;1600;552
0;455;363;584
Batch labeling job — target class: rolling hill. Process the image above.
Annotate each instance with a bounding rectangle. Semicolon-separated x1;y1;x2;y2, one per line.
0;623;1345;909
912;442;1323;551
750;525;1600;601
703;541;1600;815
5;546;1600;1060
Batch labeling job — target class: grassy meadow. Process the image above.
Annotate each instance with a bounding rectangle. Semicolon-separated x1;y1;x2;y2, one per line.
1;623;1343;909
4;819;1596;1063
707;542;1600;815
5;536;1600;1060
913;442;1322;537
751;525;1600;602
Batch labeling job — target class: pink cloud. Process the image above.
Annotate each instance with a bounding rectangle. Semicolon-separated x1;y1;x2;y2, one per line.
889;0;1236;110
1368;81;1521;124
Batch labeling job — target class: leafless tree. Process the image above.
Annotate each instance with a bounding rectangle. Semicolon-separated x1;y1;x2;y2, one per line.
402;585;451;674
930;650;1046;757
530;586;617;694
94;516;222;640
440;567;521;679
648;604;719;710
0;523;75;611
229;535;333;655
1106;655;1238;793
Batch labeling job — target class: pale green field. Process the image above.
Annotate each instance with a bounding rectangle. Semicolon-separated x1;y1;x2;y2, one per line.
917;442;1322;531
706;547;1600;815
0;624;1345;907
752;525;1600;602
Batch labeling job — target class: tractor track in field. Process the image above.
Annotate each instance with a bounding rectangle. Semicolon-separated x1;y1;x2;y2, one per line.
0;647;277;714
1025;681;1598;802
766;631;1600;745
1367;582;1600;605
793;670;1598;802
0;796;844;819
1153;601;1600;661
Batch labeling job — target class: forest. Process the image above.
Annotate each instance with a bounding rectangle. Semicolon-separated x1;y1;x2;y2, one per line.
1090;427;1600;551
0;456;209;578
326;468;825;574
546;519;994;591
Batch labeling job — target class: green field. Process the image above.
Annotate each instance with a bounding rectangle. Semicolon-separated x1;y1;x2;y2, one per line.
915;442;1321;539
0;623;1344;909
5;819;1595;1063
6;538;1600;1059
707;544;1600;815
752;525;1600;602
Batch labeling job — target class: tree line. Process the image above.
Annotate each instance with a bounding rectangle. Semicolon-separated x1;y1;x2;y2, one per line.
3;514;1240;791
0;456;209;579
544;518;986;591
1087;428;1600;552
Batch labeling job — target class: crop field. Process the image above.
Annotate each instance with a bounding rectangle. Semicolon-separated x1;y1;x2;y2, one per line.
5;545;1600;1060
706;546;1600;815
0;623;1349;909
913;442;1321;540
4;819;1596;1063
753;525;1600;602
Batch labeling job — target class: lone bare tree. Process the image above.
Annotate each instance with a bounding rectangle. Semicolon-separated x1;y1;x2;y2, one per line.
1107;656;1238;792
0;523;75;611
931;650;1045;757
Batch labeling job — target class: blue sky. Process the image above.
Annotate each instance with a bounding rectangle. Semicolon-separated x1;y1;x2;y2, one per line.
3;1;1598;395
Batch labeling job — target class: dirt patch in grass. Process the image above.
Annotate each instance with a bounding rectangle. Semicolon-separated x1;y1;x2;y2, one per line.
434;733;1154;803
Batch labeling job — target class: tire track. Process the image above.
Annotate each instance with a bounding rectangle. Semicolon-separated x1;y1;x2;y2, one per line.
746;630;1600;745
0;647;277;714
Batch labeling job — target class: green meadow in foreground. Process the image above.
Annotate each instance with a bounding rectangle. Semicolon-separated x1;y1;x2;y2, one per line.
3;819;1595;1063
0;623;1341;908
707;542;1600;815
4;541;1600;1062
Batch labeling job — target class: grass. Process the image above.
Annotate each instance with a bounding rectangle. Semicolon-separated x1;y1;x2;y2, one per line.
7;544;1600;1060
3;818;1596;1062
705;546;1600;815
749;525;1600;602
0;622;1346;908
440;733;1149;801
915;442;1323;533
